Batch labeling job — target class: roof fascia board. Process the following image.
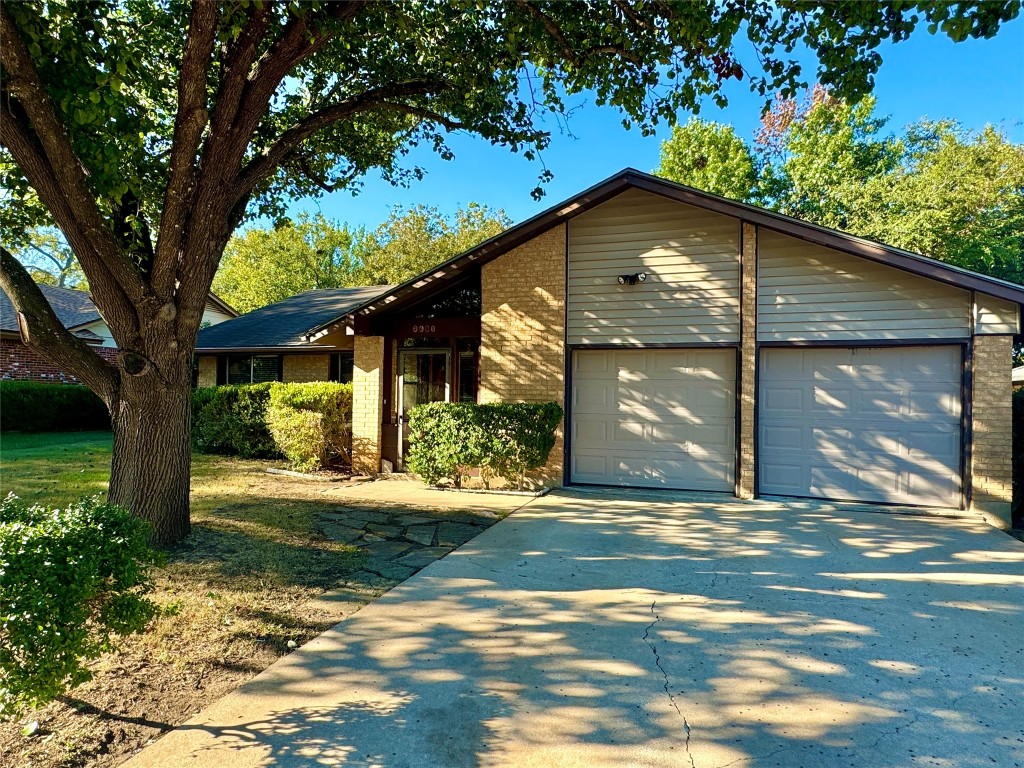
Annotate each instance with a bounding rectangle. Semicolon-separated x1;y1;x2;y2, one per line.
195;346;350;354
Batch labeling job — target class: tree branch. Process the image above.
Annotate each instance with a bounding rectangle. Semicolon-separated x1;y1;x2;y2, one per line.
0;246;118;404
0;6;146;304
513;0;644;67
0;91;139;335
153;0;219;297
233;79;448;201
283;153;364;193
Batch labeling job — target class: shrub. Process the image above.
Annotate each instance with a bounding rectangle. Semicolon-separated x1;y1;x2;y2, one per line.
407;402;563;490
0;381;110;433
190;383;278;458
266;382;353;471
405;403;485;486
0;495;161;719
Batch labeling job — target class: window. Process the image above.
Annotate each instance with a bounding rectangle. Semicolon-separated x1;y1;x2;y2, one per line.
330;353;355;384
458;350;478;402
226;355;279;384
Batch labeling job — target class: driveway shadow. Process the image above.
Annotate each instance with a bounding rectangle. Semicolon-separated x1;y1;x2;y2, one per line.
122;490;1024;768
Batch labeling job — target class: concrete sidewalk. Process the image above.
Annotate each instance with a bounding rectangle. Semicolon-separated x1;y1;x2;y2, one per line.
122;490;1024;768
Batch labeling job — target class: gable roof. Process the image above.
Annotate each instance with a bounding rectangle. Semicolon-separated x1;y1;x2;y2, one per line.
195;285;393;351
0;284;100;334
340;168;1024;328
206;293;239;317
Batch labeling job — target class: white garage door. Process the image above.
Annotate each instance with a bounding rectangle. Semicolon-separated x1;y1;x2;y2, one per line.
759;346;962;507
570;348;735;491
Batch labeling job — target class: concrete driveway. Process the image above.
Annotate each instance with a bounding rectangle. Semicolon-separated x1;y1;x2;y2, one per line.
123;489;1024;768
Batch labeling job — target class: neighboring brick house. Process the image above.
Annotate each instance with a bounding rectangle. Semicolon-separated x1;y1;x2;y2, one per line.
197;169;1024;528
0;284;236;384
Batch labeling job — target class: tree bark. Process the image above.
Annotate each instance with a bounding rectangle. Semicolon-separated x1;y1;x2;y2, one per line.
107;372;192;546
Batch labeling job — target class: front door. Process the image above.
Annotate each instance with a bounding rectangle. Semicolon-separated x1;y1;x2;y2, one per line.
397;349;451;469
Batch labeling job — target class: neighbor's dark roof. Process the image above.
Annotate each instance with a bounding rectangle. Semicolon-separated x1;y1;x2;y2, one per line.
195;286;393;351
336;167;1024;328
0;284;100;334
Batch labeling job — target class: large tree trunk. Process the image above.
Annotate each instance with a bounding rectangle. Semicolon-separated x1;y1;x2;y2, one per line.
108;372;192;546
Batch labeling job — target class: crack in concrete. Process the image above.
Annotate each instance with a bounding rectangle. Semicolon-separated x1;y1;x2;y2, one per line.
643;600;696;768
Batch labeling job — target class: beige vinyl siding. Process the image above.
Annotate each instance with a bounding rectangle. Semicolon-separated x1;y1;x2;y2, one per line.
974;293;1020;335
567;188;741;345
757;229;971;341
202;306;234;326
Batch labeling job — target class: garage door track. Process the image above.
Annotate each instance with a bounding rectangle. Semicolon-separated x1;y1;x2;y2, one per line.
123;490;1024;768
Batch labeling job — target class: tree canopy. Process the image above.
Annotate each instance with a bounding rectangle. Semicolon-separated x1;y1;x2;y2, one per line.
656;88;1024;284
2;0;1018;544
213;203;510;312
212;213;361;313
655;119;758;200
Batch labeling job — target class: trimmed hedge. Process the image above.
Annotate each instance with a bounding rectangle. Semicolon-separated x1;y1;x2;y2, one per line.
406;401;563;490
266;382;353;471
190;383;277;458
0;495;161;718
0;381;110;433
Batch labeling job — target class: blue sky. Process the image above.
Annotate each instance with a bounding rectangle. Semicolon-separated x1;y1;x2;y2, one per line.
289;16;1024;231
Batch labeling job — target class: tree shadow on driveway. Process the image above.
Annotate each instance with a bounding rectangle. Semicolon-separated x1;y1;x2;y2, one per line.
123;490;1024;768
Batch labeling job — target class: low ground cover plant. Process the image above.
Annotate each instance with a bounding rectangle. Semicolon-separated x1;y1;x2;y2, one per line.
406;402;563;490
0;495;161;719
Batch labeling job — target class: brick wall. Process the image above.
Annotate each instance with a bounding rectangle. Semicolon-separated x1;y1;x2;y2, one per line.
196;355;217;387
282;354;329;383
970;334;1013;528
738;223;757;499
480;224;567;485
1;338;118;383
351;335;384;474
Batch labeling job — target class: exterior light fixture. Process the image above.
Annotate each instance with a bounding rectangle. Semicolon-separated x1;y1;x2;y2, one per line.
617;272;648;285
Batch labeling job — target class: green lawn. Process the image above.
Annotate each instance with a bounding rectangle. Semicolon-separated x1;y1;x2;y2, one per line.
0;431;113;504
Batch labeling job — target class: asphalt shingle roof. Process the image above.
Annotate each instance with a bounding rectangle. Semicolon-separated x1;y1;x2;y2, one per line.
0;284;100;334
195;286;392;350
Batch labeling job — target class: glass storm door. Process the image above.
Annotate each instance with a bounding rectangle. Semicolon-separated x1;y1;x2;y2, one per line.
397;350;450;468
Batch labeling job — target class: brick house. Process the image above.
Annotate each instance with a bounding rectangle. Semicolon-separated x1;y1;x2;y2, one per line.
195;170;1024;527
0;284;236;383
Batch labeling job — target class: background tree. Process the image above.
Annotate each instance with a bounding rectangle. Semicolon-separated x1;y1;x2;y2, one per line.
657;88;1024;285
213;214;360;313
354;203;510;285
655;119;758;200
1;1;1016;544
4;227;86;289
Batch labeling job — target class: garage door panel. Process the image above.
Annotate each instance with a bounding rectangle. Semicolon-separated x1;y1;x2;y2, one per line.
759;346;961;507
571;348;735;491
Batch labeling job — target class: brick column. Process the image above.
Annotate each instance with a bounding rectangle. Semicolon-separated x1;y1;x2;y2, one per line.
970;334;1013;528
351;335;385;475
480;225;567;486
737;223;758;499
